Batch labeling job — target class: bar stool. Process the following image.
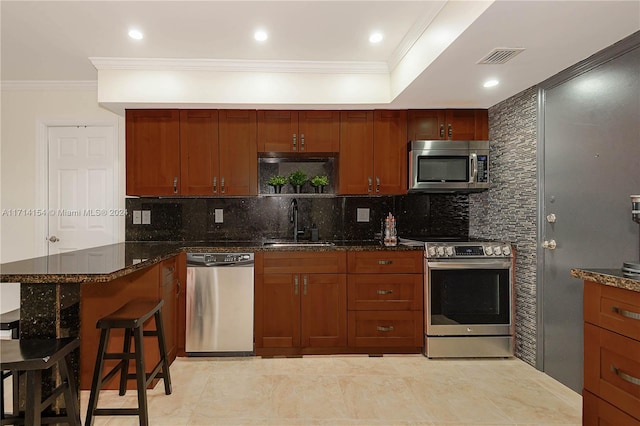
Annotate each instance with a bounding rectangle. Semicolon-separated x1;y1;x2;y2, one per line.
85;299;172;426
1;309;20;421
0;337;81;425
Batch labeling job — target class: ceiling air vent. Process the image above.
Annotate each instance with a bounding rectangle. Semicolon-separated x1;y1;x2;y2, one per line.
477;48;525;65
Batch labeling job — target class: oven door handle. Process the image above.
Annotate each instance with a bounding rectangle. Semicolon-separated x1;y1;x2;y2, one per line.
427;261;512;269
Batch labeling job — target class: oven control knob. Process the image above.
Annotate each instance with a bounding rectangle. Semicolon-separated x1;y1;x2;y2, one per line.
494;246;502;256
485;246;493;256
445;246;454;256
436;247;445;256
502;245;511;256
427;246;436;257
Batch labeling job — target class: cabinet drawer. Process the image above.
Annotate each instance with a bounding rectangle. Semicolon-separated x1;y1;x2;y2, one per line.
584;323;640;420
583;390;640;426
262;251;347;274
347;251;423;274
347;274;423;311
347;311;422;347
584;280;640;341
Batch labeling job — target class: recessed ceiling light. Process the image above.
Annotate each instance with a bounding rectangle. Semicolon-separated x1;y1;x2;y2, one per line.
128;29;144;40
483;79;499;88
369;32;383;44
254;30;268;42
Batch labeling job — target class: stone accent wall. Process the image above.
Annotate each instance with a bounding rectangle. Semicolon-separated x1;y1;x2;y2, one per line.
469;86;538;365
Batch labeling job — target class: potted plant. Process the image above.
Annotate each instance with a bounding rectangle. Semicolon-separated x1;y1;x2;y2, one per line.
267;175;287;193
288;170;308;193
310;175;329;193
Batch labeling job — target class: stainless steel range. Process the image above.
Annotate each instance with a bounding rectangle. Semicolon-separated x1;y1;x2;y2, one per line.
424;241;514;358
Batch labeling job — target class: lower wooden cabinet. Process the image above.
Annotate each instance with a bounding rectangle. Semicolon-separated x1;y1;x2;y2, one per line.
348;311;422;347
583;390;640;426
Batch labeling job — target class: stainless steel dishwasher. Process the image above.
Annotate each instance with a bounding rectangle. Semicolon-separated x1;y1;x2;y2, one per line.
186;252;254;356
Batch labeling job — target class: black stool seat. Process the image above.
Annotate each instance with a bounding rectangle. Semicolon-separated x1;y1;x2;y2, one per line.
85;299;172;426
0;338;80;425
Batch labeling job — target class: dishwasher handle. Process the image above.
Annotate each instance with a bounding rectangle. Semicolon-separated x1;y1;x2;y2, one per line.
187;260;254;267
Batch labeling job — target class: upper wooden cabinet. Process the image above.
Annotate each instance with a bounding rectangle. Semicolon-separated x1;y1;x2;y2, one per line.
127;109;257;196
408;109;488;141
126;110;181;196
338;110;406;195
257;110;340;153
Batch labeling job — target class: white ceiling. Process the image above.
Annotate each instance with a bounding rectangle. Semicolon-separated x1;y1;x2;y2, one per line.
2;1;639;109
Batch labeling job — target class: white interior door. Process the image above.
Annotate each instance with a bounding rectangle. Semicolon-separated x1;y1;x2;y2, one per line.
48;126;118;255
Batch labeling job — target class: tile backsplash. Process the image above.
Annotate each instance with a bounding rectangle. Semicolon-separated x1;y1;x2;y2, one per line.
125;194;469;242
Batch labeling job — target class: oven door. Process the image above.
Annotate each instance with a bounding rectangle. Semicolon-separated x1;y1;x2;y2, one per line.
426;260;512;336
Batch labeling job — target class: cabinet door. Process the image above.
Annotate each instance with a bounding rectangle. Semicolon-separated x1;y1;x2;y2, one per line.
179;110;219;195
298;111;340;152
301;273;347;347
338;111;374;194
445;109;488;140
257;110;299;152
255;274;301;348
407;110;445;140
347;274;423;311
126;110;180;195
373;110;407;195
583;390;640;426
161;256;178;362
219;110;258;195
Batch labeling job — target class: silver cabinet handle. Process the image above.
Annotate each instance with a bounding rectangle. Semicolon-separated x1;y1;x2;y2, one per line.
294;275;299;295
48;236;60;243
303;275;308;295
300;134;305;151
213;177;217;193
611;365;640;386
447;123;453;139
173;177;178;194
439;124;445;138
378;260;393;265
375;176;380;193
377;289;393;295
367;177;373;193
611;306;640;321
292;133;297;151
377;326;394;332
221;177;225;194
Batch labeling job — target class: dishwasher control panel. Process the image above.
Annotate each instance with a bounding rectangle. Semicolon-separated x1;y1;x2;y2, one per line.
187;252;254;267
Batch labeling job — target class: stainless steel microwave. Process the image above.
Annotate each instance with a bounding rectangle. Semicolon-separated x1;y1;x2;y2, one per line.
408;140;489;193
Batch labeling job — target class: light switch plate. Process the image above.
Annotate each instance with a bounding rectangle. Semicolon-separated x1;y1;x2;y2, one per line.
356;208;370;222
142;210;151;225
132;210;142;225
214;208;224;223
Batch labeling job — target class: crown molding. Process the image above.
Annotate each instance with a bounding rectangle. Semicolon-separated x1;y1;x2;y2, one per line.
1;80;97;91
89;57;389;75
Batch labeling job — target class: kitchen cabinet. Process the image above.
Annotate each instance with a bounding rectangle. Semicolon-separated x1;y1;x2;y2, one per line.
583;280;640;424
257;110;340;153
128;109;257;196
338;110;407;195
407;109;488;141
126;109;181;196
346;250;423;350
161;254;186;362
254;251;347;355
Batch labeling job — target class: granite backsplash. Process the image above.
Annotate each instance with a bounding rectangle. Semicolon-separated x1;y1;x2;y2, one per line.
125;194;469;242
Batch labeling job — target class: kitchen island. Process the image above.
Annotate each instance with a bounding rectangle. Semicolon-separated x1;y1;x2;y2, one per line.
572;268;640;425
0;240;423;393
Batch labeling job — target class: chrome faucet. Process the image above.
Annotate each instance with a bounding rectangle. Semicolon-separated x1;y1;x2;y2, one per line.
290;198;304;242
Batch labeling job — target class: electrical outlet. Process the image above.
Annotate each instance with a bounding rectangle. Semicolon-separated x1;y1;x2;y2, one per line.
132;210;142;225
142;210;151;225
356;208;370;222
214;208;224;223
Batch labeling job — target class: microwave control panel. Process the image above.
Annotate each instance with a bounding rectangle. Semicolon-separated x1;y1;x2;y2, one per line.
477;155;488;183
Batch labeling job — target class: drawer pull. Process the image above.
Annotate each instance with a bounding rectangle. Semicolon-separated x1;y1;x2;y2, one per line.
377;326;394;332
611;306;640;321
611;365;640;387
377;290;393;295
378;260;393;265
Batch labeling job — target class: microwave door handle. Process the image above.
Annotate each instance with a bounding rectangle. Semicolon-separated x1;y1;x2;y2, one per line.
470;153;477;184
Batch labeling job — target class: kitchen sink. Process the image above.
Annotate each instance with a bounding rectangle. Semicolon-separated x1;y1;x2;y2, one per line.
262;241;336;248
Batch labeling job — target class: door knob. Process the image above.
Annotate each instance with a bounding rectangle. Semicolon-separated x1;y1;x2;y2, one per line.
546;213;557;223
49;236;60;243
542;240;557;250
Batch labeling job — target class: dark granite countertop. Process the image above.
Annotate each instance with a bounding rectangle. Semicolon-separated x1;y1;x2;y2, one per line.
0;240;423;284
571;268;640;293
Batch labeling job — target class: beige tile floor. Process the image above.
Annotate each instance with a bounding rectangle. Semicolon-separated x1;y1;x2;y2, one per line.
74;355;581;426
